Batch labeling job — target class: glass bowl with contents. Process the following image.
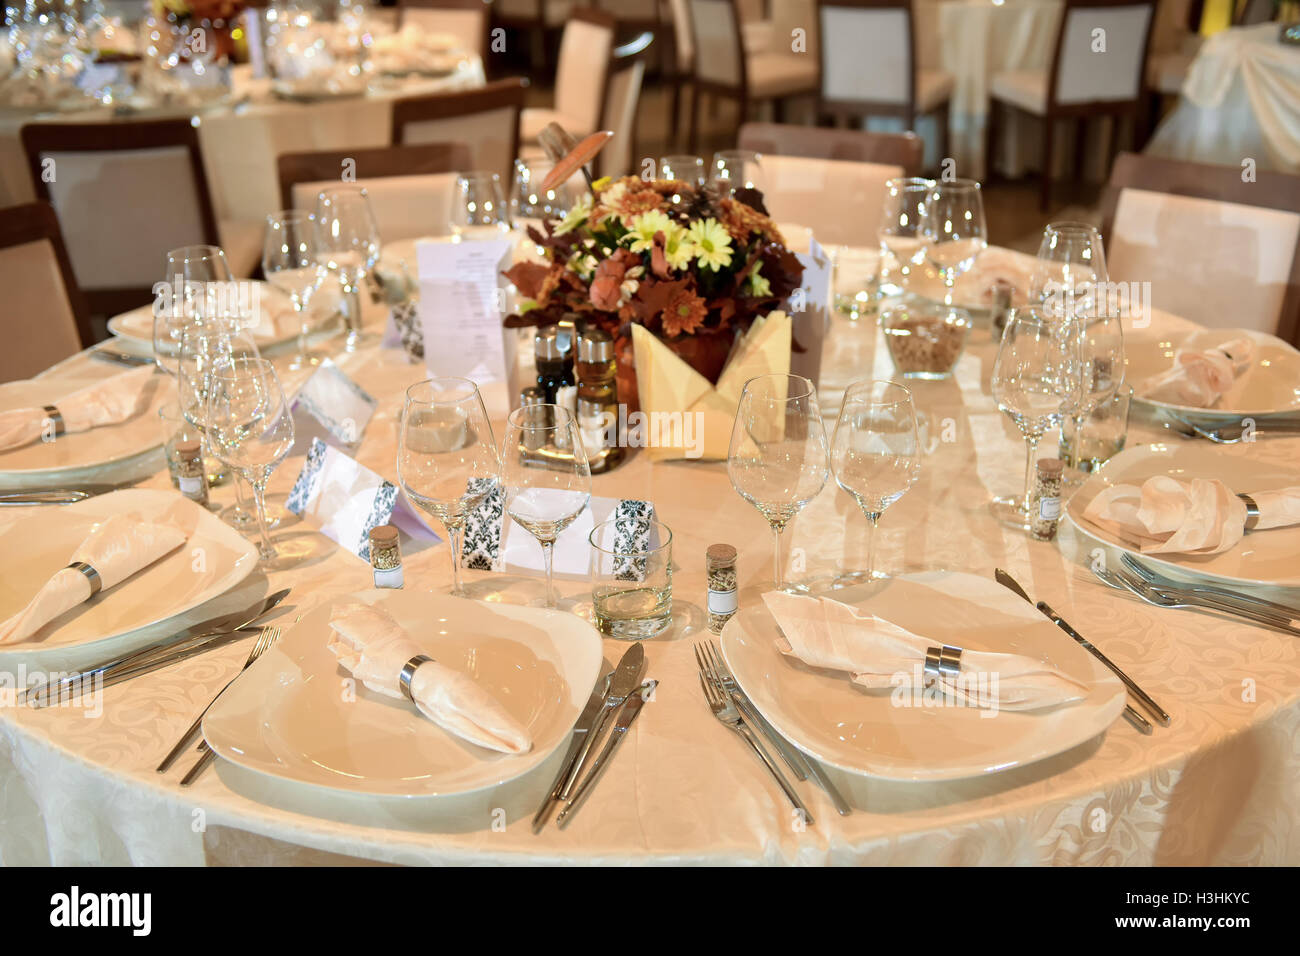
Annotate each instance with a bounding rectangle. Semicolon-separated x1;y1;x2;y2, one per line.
881;297;973;380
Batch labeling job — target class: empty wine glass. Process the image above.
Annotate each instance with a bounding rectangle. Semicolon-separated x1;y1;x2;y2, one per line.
205;356;297;568
830;380;921;583
709;149;764;196
990;308;1075;527
501;404;592;609
315;186;380;352
450;171;510;239
878;177;934;294
727;373;829;591
153;244;232;373
1060;313;1126;480
263;209;323;370
1031;221;1108;318
659;154;705;185
397;378;503;597
509;159;570;223
920;179;987;305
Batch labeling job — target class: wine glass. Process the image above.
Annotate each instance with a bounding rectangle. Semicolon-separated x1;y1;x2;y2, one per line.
397;378;503;597
659;154;705;185
315;185;380;352
263;209;323;371
1031;221;1108;318
830;380;921;583
153;244;232;373
501;404;592;609
919;179;987;305
205;356;296;567
727;373;829;591
450;171;510;239
990;308;1075;527
709;149;764;196
1060;313;1126;481
509;159;569;223
878;177;934;295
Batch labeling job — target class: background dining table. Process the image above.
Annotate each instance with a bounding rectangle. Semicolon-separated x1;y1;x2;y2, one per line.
1;244;1298;866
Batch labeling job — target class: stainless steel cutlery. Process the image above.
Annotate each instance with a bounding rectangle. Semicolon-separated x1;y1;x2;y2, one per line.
557;643;645;802
0;483;127;506
1160;414;1300;444
556;680;655;828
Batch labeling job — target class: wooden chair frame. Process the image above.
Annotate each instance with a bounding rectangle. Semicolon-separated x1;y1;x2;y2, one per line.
391;76;529;183
0;200;95;349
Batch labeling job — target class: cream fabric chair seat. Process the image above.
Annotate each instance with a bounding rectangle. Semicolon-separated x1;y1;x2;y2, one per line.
289;174;459;242
917;69;955;112
519;108;592;142
216;220;265;278
748;52;818;99
759;154;904;247
989;69;1048;115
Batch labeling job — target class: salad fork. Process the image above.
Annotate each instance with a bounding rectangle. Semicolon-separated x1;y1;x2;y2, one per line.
1093;561;1300;635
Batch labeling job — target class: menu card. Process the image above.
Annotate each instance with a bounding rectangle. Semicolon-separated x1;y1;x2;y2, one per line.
416;238;514;383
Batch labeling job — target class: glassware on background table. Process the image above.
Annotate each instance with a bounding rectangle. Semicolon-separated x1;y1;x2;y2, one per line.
919;178;987;305
263;209;324;371
1031;221;1108;316
990;308;1075;528
659;154;706;185
204;356;297;569
450;171;510;240
396;378;502;597
589;517;673;640
315;185;380;352
501;404;592;609
727;373;829;592
709;149;764;195
1061;383;1132;474
830;380;921;584
878;176;934;295
881;297;972;379
830;244;881;320
509;159;570;222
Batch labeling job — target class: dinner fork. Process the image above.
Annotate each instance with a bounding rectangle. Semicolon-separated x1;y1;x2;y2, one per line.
1120;553;1300;621
697;664;814;825
1092;561;1300;635
1165;415;1300;444
165;625;283;784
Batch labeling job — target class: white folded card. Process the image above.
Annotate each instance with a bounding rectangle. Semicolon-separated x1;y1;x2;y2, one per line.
290;358;377;453
416;238;515;383
789;235;831;388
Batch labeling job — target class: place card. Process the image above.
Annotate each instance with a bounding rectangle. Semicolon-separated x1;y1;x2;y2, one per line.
790;236;832;387
286;438;439;561
416;238;515;383
290;359;377;454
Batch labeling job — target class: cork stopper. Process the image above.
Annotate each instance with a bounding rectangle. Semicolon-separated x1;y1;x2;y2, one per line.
368;524;399;547
176;439;201;459
707;543;738;564
1037;458;1064;477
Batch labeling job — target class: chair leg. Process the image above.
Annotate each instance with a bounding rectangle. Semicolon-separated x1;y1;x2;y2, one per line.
1040;117;1055;212
669;76;681;151
773;96;785;124
985;100;999;181
937;100;950;169
688;85;702;154
1073;117;1088;188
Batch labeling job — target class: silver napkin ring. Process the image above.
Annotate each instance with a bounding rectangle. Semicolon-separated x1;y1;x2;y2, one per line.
398;654;433;702
1239;493;1260;531
42;405;65;436
66;561;102;597
923;644;963;679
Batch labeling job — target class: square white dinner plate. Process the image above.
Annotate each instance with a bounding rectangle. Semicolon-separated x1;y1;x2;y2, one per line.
0;489;258;661
1065;442;1300;588
1126;326;1300;422
0;371;169;481
202;590;604;798
721;572;1126;781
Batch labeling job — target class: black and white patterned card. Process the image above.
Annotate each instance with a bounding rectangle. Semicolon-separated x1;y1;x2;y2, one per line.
290;359;378;454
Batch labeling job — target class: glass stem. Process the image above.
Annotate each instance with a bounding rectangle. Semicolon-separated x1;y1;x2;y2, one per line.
250;477;276;559
294;301;309;368
341;278;362;349
541;540;556;608
864;511;880;581
772;525;784;589
446;522;464;596
1022;435;1041;515
235;473;250;513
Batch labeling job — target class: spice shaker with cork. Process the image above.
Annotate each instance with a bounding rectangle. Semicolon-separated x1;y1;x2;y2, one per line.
706;544;739;634
1029;458;1063;541
368;525;404;588
175;439;209;507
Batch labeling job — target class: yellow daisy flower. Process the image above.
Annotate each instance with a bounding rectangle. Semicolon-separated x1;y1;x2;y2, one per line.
688;218;733;271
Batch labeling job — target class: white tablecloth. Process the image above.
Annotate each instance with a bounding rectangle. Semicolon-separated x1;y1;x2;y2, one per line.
2;246;1298;865
1147;24;1300;174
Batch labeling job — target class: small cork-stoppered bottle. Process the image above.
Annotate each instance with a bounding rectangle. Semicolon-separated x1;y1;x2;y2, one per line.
369;525;403;588
175;439;209;507
706;543;739;635
1029;458;1064;541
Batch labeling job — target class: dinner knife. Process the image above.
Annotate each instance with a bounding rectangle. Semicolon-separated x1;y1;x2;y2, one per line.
530;671;612;833
90;347;153;368
995;569;1169;728
23;589;290;706
556;680;654;828
558;643;646;801
0;484;127;506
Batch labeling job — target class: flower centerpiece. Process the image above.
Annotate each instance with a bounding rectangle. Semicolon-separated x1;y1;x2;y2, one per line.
150;0;248;63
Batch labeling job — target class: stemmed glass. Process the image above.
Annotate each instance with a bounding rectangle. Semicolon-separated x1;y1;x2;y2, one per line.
450;171;510;239
263;209;323;370
1031;221;1108;316
709;149;764;195
501;405;592;609
830;380;921;584
878;177;934;294
727;373;829;591
397;378;503;597
920;178;987;305
509;159;569;223
153;244;233;373
205;356;297;568
990;308;1076;527
315;186;380;352
659;154;705;185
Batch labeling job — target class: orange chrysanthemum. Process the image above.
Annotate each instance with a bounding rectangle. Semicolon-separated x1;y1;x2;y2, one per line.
718;197;785;246
660;285;708;338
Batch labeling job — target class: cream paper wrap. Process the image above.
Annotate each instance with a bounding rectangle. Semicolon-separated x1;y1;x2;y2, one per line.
630;311;791;461
0;366;157;452
0;513;187;644
327;603;532;755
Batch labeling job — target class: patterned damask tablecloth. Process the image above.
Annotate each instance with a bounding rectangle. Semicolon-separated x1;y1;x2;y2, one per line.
1;250;1298;866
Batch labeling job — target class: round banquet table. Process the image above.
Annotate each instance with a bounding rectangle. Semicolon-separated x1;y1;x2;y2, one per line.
1;245;1298;866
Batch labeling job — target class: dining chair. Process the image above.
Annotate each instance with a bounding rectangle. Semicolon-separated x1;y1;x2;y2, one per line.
739;121;924;176
1100;152;1300;344
392;77;529;183
1140;0;1201;144
815;0;952;165
491;0;576;70
685;0;818;152
277;143;473;242
1235;0;1277;23
0;202;94;383
19;117;253;316
397;0;493;63
753;153;905;247
988;0;1158;210
518;9;617;151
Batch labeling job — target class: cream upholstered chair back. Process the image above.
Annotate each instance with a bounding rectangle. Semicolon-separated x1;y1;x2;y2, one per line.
0;203;91;383
392;79;527;183
397;1;490;59
818;1;912;107
554;11;616;135
1054;1;1155;105
689;0;743;88
669;0;695;71
290;175;460;242
599;58;647;179
759;154;903;247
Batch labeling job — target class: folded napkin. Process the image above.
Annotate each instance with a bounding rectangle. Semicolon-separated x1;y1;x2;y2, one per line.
1140;337;1254;408
1083;475;1300;555
763;591;1090;711
0;365;155;453
0;513;187;644
327;603;532;755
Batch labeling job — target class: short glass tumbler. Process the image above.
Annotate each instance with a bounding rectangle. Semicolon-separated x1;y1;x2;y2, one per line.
1060;384;1132;473
589;517;673;640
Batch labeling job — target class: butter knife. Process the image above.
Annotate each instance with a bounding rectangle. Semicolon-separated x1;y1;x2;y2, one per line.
558;642;645;800
995;568;1167;729
531;671;612;833
557;680;654;828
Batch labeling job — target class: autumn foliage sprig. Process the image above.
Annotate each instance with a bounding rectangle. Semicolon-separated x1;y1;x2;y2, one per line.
502;176;803;344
